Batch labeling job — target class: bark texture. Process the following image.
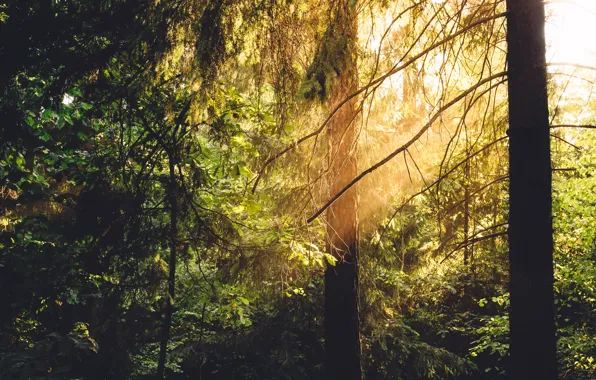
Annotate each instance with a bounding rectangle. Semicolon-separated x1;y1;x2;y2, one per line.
506;0;557;378
324;1;362;379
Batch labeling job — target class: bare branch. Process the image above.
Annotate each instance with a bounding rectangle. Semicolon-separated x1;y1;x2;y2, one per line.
374;135;508;250
551;133;582;151
548;62;596;72
550;124;596;129
440;175;508;218
251;11;508;193
307;73;507;223
440;230;507;264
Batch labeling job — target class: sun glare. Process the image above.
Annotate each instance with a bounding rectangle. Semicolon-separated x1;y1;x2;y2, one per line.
545;0;596;65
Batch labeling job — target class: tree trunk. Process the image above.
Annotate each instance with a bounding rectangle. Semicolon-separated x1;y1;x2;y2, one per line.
157;153;178;379
506;0;557;378
324;1;362;380
463;145;471;267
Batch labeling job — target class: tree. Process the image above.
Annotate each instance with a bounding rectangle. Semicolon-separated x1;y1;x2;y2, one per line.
322;1;363;379
506;0;557;378
155;108;187;379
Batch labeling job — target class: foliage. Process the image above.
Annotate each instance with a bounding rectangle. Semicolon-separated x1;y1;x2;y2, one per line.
2;0;596;379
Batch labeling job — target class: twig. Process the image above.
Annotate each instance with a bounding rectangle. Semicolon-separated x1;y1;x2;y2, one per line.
251;12;508;193
440;231;507;264
307;73;507;223
374;135;508;251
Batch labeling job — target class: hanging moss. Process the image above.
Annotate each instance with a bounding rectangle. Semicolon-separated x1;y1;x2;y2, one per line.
195;1;228;82
299;22;356;101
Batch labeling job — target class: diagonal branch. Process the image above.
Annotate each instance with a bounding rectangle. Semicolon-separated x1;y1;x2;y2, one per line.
550;124;596;129
548;62;596;72
307;72;507;223
374;136;508;251
440;230;507;264
251;12;508;193
440;175;509;219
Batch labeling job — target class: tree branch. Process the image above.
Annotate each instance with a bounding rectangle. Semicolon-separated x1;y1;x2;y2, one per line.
251;12;508;193
440;175;509;219
440;230;507;264
550;124;596;129
548;62;596;72
375;136;508;251
307;73;507;223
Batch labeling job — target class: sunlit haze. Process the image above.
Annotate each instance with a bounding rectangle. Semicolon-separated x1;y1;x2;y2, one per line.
546;0;596;65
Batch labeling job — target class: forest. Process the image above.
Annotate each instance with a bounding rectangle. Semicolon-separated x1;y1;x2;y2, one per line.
1;0;596;379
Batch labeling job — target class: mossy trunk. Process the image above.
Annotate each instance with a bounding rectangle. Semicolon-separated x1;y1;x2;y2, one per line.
324;1;362;379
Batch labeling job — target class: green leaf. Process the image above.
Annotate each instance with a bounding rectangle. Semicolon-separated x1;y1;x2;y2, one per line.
324;253;338;266
238;163;253;178
42;109;55;121
238;297;250;306
63;114;74;125
16;154;26;168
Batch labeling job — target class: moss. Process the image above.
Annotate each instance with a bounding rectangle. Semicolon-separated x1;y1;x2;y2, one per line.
300;24;356;101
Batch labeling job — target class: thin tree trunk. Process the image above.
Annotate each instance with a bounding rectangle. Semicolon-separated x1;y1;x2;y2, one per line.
157;153;178;379
324;1;362;379
463;145;471;266
506;0;557;378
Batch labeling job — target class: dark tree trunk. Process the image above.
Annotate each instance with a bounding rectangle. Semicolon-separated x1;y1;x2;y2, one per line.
463;156;471;266
157;153;178;379
324;1;362;379
506;0;557;379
